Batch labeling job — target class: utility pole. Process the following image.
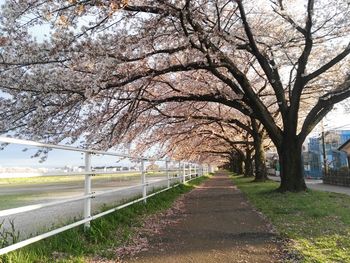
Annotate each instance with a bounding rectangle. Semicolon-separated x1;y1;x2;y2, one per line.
321;120;328;177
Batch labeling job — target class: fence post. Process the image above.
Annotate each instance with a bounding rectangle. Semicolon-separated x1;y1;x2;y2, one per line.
166;158;170;188
84;152;92;230
182;162;186;183
194;164;197;177
141;159;147;203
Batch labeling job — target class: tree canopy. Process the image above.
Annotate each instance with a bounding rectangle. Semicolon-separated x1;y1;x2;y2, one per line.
0;0;349;191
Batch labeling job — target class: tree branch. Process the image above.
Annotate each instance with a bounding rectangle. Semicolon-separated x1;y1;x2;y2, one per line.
299;76;350;141
304;43;350;83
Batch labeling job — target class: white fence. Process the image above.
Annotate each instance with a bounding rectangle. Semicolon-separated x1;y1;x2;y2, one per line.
0;136;209;255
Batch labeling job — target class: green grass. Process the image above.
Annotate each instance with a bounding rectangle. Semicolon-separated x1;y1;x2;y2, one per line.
0;176;208;263
232;175;350;263
0;171;178;186
0;193;52;210
0;173;142;185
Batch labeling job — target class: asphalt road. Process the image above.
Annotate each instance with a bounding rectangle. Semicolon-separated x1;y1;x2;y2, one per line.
0;175;183;239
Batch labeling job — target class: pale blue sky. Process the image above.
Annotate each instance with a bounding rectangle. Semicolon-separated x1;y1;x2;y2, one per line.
0;144;134;168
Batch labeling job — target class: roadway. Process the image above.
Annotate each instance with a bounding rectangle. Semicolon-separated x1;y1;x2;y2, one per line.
0;174;183;239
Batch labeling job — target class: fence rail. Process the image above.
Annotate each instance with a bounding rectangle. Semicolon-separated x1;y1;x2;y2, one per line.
0;136;210;256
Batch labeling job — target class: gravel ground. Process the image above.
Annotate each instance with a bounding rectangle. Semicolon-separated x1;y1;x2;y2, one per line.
125;172;283;263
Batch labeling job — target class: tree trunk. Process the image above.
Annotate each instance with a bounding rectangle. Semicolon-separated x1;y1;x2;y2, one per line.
230;158;236;173
236;156;243;174
229;153;243;174
244;149;253;177
251;118;267;181
253;131;267;182
277;137;307;192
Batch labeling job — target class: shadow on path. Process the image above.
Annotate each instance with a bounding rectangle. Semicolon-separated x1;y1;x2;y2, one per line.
128;171;282;263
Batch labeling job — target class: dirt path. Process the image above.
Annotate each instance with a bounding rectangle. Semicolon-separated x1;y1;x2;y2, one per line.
128;172;282;263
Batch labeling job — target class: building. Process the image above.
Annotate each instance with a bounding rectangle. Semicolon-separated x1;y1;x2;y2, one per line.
321;138;350;186
303;130;350;179
339;138;350;170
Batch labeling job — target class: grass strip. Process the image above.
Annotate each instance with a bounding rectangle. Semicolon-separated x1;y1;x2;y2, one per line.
0;176;208;263
0;173;142;185
232;175;350;263
0;172;178;185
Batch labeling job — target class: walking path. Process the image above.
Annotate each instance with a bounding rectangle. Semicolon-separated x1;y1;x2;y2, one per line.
268;176;350;196
129;172;282;263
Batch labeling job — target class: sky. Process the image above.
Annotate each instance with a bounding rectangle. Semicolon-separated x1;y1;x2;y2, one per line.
0;143;136;168
311;104;350;135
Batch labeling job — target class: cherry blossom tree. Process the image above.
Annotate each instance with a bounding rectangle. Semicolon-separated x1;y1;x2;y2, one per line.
0;0;349;191
116;97;269;180
147;115;255;176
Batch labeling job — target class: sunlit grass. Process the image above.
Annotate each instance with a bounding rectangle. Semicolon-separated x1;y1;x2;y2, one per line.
0;173;141;185
232;175;350;262
0;171;180;186
0;193;52;210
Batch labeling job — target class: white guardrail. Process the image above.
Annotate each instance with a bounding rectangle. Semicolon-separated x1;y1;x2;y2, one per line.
0;136;210;255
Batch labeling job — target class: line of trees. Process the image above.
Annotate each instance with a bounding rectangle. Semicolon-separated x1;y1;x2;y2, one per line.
0;0;349;191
